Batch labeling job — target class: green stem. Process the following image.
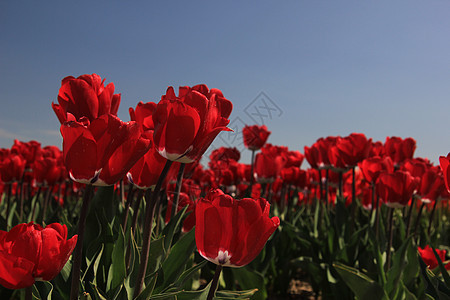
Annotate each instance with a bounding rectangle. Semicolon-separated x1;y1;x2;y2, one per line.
171;163;186;219
70;184;94;300
385;207;394;271
405;196;416;238
427;199;438;237
207;264;223;300
133;160;173;299
121;183;135;231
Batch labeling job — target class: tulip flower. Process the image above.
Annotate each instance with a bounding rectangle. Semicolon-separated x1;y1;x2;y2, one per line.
0;153;26;183
418;245;450;270
376;170;418;208
61;114;152;186
242;124;271;151
328;133;371;169
439;153;450;192
11;140;42;170
129;101;157;132
384;136;416;167
153;85;233;163
195;189;279;267
359;156;394;184
52;73;121;123
0;222;77;290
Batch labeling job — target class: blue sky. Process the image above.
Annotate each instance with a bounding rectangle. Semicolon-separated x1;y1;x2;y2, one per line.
1;1;449;165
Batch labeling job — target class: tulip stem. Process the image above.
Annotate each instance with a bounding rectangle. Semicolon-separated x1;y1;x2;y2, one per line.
414;202;426;242
207;264;223;300
385;207;394;271
427;200;438;237
374;194;381;240
133;160;173;299
30;186;42;222
350;166;357;227
70;184;94;300
405;196;416;238
125;189;143;273
171;163;186;219
41;186;53;224
122;183;135;231
5;183;12;230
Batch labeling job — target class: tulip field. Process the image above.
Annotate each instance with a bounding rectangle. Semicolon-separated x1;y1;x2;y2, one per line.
2;74;450;300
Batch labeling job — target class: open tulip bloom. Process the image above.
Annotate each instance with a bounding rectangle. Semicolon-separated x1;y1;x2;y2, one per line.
0;222;77;290
61;114;152;186
153;85;233;163
195;189;280;267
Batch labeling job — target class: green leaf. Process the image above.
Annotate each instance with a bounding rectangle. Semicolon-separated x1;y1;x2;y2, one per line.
432;247;450;287
334;262;388;300
154;229;196;294
385;236;413;297
107;226;126;293
215;288;259;299
161;206;188;251
147;236;166;276
34;281;54;300
135;273;159;300
173;260;207;290
176;281;211;300
231;266;266;300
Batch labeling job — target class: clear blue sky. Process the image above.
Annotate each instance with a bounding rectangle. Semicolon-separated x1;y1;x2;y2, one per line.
1;1;449;165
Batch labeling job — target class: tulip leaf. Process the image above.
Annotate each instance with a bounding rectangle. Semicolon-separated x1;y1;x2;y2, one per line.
215;288;259;299
153;229;196;294
134;272;159;300
419;255;450;300
7;202;16;230
385;236;413;297
161;205;188;251
107;226;126;293
176;281;211;300
146;236;166;276
172;260;207;290
432;247;450;287
333;262;388;300
33;281;53;300
231;266;266;300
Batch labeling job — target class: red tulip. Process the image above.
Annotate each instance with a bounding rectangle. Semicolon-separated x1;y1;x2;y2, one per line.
153;85;232;163
129;101;157;132
328;133;371;169
359;156;394;183
254;144;287;183
195;189;279;267
304;136;338;169
61;114;152;186
0;222;77;290
439;153;450;192
376;170;418;208
209;147;240;164
417;168;444;203
127;136;168;190
52;73;121;123
0;154;26;183
384;136;416;167
33;157;64;186
11;140;42;169
242;124;271;151
418;245;450;270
